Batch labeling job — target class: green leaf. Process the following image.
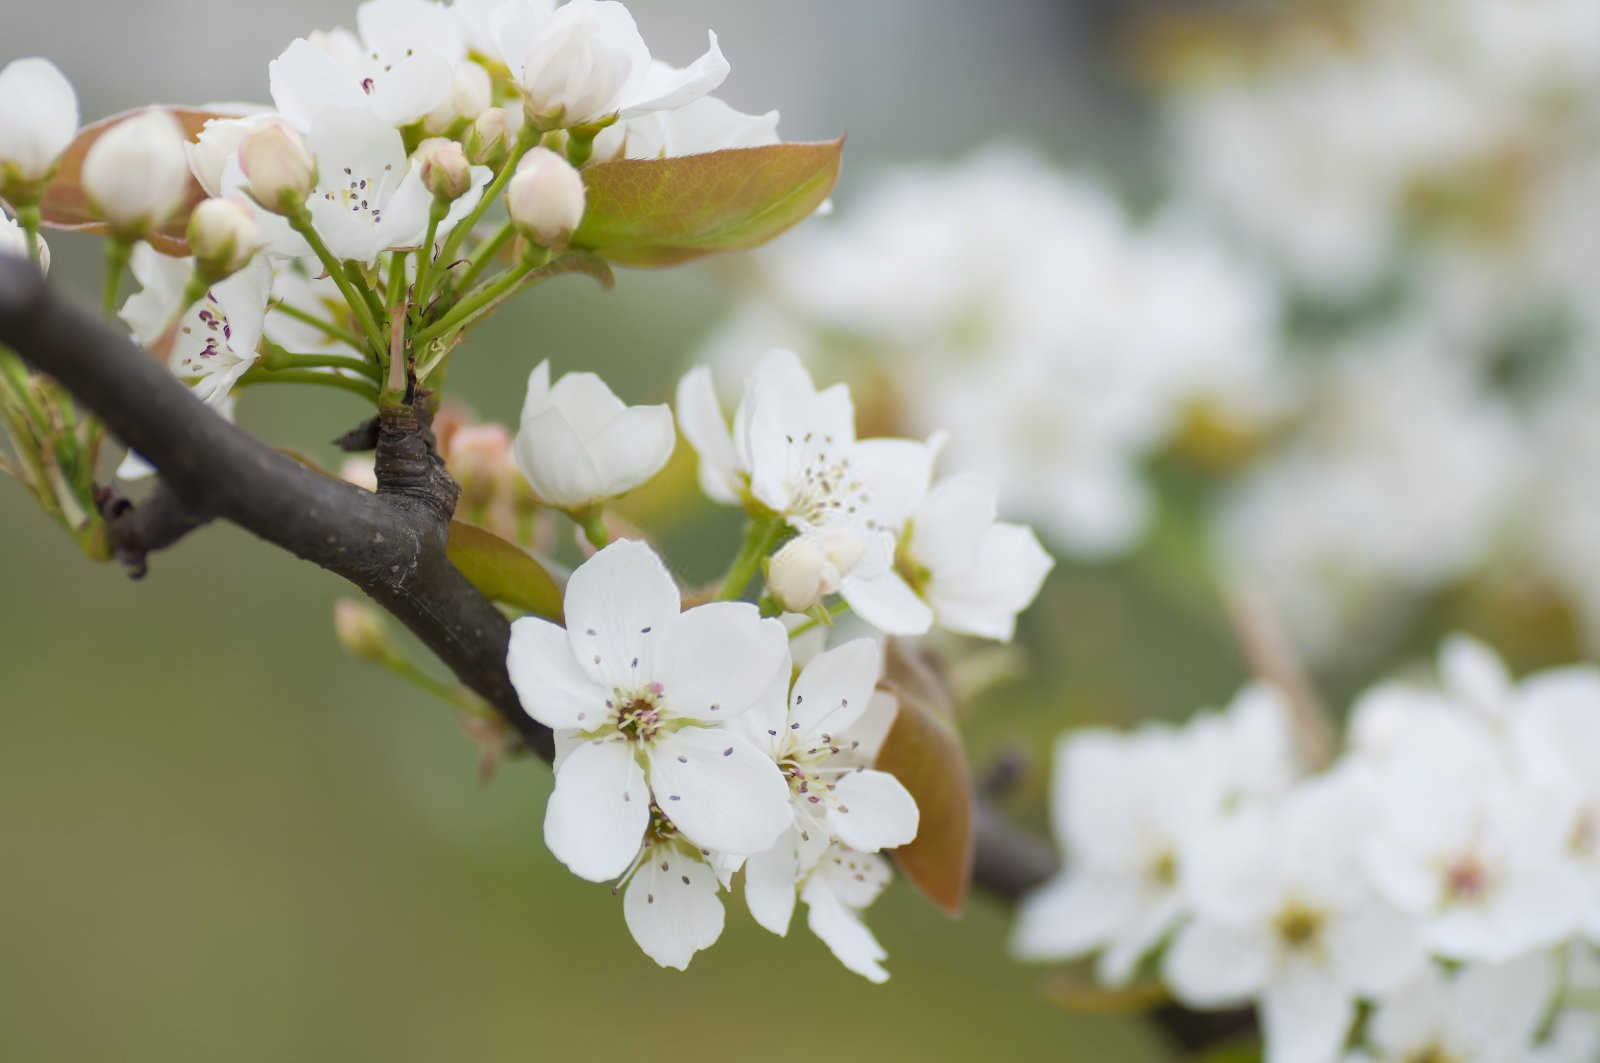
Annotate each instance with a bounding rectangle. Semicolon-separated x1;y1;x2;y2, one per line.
446;522;563;620
572;139;843;268
875;640;975;916
37;106;234;256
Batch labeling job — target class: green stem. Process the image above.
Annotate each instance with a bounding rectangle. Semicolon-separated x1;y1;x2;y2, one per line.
102;239;131;319
285;208;388;354
716;516;785;601
17;204;41;266
433;125;538;279
410;202;448;319
382;652;493;717
452;220;513;295
786;601;851;640
268;300;365;352
387;250;408;316
572;506;610;548
346;261;386;328
412;255;539;346
260;341;383;382
238;367;380;403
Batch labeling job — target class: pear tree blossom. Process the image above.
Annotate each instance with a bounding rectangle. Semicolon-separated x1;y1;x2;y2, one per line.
1344;954;1560;1063
0;57;78;204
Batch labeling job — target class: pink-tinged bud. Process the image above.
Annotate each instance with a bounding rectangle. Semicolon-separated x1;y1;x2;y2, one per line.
416;137;472;202
465;107;510;168
447;423;514;508
505;146;585;248
81;109;192;240
186;197;263;282
333;599;388;662
238;119;316;215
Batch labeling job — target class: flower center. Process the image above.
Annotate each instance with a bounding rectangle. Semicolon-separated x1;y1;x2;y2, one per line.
615;695;663;743
1147;849;1178;888
1403;1045;1458;1063
1442;853;1493;905
1572;808;1597;857
1272;902;1324;952
180;293;234;361
321;165;392;226
784;434;882;531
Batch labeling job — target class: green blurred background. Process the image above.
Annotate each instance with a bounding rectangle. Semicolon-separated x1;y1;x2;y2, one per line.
0;1;1264;1059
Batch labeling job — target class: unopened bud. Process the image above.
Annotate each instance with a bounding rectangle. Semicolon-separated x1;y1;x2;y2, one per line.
417;137;472;202
446;423;514;508
505;146;585;248
766;529;865;613
334;599;389;662
81;109;192;240
239;119;316;215
0;57;79;205
466;107;510;168
187;197;263;282
423;61;493;134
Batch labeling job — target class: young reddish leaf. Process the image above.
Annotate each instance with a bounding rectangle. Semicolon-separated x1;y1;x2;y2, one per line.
37;106;234;255
876;640;975;916
571;139;843;267
446;521;563;620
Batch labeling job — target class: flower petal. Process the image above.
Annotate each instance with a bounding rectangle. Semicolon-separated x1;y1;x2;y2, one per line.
617;30;730;117
584;403;676;499
506;616;608;729
927;522;1053;642
562;539;681;688
840;538;934;637
543;737;649;881
827;768;919;853
513;404;604;508
623;844;724;970
744;828;799;936
648;727;791;854
1260;969;1355;1063
1162;918;1272;1007
268;39;371;130
851;436;940;533
789;637;882;741
802;874;888;983
1010;870;1141;962
658;604;788;722
676;366;741;504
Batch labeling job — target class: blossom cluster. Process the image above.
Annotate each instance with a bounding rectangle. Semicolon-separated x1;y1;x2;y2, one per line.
502;349;1053;975
1012;635;1600;1063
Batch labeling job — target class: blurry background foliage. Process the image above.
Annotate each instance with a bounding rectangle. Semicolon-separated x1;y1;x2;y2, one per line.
0;0;1565;1059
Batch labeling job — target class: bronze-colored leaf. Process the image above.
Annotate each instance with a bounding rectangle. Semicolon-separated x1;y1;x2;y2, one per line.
876;640;974;916
446;520;563;620
572;139;843;268
37;106;235;255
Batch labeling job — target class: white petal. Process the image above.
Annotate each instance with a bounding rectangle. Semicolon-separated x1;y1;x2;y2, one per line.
584;403;676;498
506;616;608;729
676;366;741;504
909;473;996;576
1325;900;1428;997
1096;890;1184;986
802;874;889;983
617;30;730;117
368;52;454;127
543;737;649;881
789;637;882;741
513;405;605;507
268;39;370;130
1010;871;1140;962
850;436;940;533
657;605;788;722
648;727;791;855
1260;969;1355;1063
840;542;934;637
622;844;724;970
744;829;799;936
814;847;893;909
927;522;1053;642
1162;919;1272;1007
547;371;627;435
828;769;918;853
1439;633;1512;715
519;360;553;423
0;58;79;180
562;539;681;688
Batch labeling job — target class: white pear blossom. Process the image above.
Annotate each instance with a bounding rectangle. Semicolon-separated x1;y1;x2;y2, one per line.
268;0;465;130
237;118;318;215
187;197;264;281
185;112;272;199
677;350;941;565
840;472;1054;641
0;57;79;196
1345;954;1559;1063
505;540;792;881
81;110;193;240
1012;684;1298;983
493;0;728;129
421;59;492;133
801;845;897;983
1165;773;1428;1063
765;529;864;614
263;265;364;359
119;244;271;409
511;360;674;509
505;146;584;246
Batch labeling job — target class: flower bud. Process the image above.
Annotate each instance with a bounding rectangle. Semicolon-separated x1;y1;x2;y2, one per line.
0;212;49;274
186;197;263;282
416;138;472;202
0;57;79;204
423;61;493;135
465;107;510;168
238;119;316;215
81;109;192;240
766;529;866;612
446;423;514;508
505;146;585;248
339;458;378;493
334;599;389;663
